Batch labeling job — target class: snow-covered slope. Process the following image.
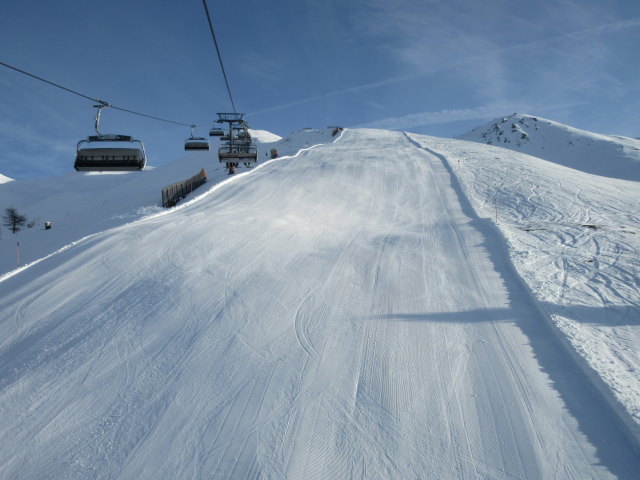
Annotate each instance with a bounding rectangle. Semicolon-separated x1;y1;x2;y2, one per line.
248;128;282;143
459;113;640;181
1;128;639;478
0;128;334;276
411;132;640;434
0;173;12;184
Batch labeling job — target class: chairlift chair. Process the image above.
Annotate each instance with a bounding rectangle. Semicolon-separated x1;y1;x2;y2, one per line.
216;112;245;123
209;127;224;137
218;143;258;163
221;127;248;142
75;104;146;171
75;134;146;171
184;126;210;151
215;113;257;171
184;137;210;151
235;129;250;140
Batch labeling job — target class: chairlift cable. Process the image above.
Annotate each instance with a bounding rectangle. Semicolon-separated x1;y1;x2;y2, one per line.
201;0;237;113
0;61;99;103
108;105;191;127
0;60;193;127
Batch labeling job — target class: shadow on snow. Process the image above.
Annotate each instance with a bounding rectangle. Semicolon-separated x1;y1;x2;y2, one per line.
400;134;640;477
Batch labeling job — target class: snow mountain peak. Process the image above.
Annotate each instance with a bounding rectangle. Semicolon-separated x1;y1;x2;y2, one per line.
459;113;640;181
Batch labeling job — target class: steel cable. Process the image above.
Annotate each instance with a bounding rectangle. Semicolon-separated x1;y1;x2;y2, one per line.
0;60;193;127
201;0;237;113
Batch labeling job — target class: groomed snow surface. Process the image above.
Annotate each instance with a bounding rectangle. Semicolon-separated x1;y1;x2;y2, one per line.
1;126;639;478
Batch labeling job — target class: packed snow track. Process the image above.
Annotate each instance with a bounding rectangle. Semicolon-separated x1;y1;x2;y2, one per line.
0;129;638;479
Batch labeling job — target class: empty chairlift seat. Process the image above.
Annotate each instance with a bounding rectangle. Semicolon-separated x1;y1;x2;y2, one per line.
218;144;258;163
75;135;146;171
184;137;210;151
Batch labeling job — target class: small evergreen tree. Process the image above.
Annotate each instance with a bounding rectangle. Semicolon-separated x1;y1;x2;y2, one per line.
3;207;27;234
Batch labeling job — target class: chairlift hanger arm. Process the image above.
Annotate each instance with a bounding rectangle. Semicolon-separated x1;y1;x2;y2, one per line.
93;103;108;135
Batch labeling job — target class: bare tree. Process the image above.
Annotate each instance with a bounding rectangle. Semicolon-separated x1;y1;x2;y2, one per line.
3;207;27;234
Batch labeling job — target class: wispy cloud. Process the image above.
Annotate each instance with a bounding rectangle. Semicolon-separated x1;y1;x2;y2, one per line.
250;15;640;117
238;51;287;85
357;0;640;67
0;118;74;178
353;101;589;131
0;119;73;155
248;72;421;116
353;104;532;130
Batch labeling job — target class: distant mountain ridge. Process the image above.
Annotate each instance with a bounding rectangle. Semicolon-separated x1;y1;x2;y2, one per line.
459;113;640;182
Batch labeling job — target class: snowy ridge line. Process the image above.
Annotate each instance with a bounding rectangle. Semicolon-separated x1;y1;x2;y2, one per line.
0;233;100;283
133;128;346;220
0;134;344;284
404;132;640;450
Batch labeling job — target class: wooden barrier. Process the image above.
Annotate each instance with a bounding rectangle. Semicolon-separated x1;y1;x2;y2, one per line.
162;168;207;208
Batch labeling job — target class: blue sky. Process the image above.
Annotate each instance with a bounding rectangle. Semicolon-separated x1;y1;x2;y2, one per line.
1;0;639;179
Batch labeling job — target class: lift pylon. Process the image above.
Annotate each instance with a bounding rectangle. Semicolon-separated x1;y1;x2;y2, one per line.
215;112;258;174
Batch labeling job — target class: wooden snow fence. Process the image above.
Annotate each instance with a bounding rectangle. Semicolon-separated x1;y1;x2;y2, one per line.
161;168;207;208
